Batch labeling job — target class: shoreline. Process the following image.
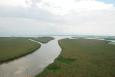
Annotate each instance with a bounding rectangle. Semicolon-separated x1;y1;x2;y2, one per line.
36;38;115;77
0;45;41;65
36;39;63;77
0;37;54;65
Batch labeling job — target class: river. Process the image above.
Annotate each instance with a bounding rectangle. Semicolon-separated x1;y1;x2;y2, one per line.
0;37;65;77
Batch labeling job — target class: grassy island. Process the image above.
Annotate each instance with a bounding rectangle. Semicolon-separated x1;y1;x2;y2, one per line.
30;37;54;43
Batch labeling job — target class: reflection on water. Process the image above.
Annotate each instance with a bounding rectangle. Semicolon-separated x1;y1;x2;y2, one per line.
108;40;115;45
0;37;64;77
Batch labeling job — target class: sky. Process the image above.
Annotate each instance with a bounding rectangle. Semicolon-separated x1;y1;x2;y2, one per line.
0;0;115;36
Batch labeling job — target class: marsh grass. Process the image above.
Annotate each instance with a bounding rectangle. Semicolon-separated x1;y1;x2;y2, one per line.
47;63;60;71
0;37;41;64
57;56;76;64
30;37;54;43
0;37;54;64
36;38;115;77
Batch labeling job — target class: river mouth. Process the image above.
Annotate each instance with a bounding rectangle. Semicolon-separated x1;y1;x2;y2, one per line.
0;36;66;77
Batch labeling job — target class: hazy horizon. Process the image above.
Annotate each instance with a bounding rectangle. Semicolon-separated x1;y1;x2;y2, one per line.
0;0;115;36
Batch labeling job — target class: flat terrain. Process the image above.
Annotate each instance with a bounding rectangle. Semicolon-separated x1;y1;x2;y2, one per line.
37;38;115;77
0;37;41;64
0;37;54;64
30;37;54;43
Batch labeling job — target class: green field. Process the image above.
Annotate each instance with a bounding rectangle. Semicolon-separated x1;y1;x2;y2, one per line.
0;37;54;64
37;38;115;77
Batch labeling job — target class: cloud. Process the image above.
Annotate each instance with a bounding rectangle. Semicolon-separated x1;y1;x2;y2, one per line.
58;8;115;35
0;17;62;36
0;0;115;36
0;0;113;15
37;0;113;15
0;0;32;8
0;6;62;23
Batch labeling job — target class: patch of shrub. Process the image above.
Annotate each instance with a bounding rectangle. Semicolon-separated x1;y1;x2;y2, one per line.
57;56;76;64
47;63;60;71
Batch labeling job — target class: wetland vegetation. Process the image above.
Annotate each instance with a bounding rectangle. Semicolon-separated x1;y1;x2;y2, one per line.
0;36;115;77
0;37;53;64
30;37;54;43
37;38;115;77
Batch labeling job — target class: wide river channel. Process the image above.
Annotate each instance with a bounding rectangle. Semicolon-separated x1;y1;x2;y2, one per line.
0;36;67;77
0;36;114;77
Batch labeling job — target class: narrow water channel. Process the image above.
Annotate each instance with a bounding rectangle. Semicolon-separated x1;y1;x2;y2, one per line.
0;37;64;77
